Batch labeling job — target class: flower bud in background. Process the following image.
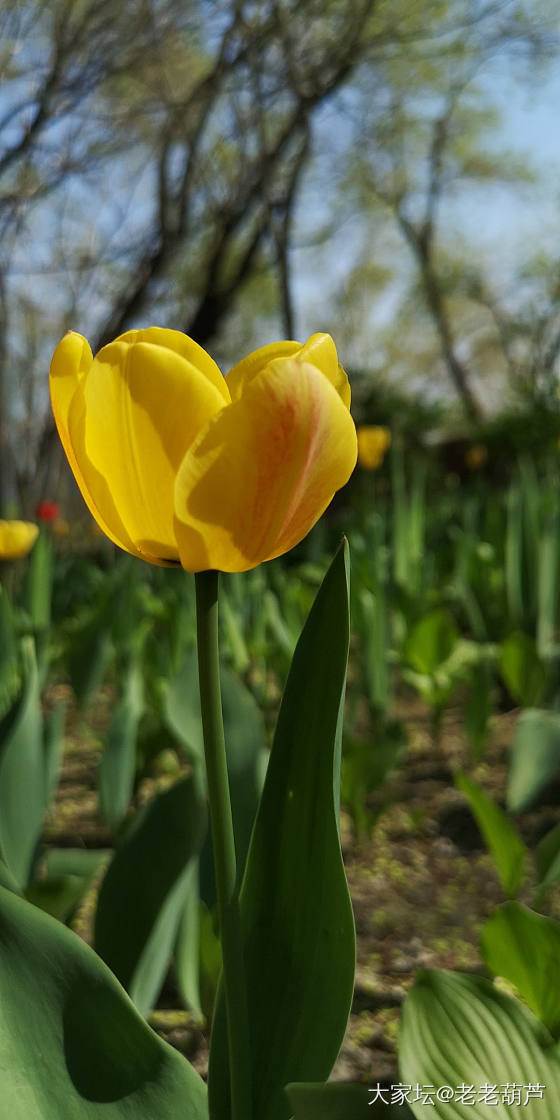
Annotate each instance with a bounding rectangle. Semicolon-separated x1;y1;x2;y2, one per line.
36;500;60;523
50;327;357;572
0;520;39;560
357;425;391;471
465;444;487;470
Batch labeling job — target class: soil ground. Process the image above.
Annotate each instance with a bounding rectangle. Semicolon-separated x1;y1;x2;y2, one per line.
42;684;560;1087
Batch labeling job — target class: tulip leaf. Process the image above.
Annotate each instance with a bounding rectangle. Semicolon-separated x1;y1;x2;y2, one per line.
208;541;355;1120
94;774;207;1017
400;969;560;1119
0;638;44;889
0;885;208;1117
43;698;66;804
535;821;560;894
455;772;526;897
507;708;560;812
286;1082;411;1118
481;903;560;1037
99;658;144;831
163;647;205;764
173;860;203;1019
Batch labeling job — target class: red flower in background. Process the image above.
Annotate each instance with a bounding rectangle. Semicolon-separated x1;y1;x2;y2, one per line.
36;500;60;523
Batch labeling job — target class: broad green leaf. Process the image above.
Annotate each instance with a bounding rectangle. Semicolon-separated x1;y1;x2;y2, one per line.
94;775;206;1017
481;903;560;1037
403;609;459;676
400;969;560;1119
0;885;208;1118
0;639;44;889
99;659;144;831
208;542;355;1120
286;1081;412;1118
499;631;546;707
456;773;526;897
535;822;560;894
507;709;560;812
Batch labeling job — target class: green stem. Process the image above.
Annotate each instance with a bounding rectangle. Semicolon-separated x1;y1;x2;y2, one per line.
194;569;252;1120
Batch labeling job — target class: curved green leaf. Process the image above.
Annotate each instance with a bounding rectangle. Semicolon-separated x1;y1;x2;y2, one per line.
94;774;207;1017
481;903;560;1037
400;969;560;1120
455;773;526;897
0;885;208;1117
209;541;355;1120
507;709;560;812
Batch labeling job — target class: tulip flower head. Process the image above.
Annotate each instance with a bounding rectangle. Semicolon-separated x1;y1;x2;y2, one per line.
357;425;391;471
0;520;39;560
50;328;357;572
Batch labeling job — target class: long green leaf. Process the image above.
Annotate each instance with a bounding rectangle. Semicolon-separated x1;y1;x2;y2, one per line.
94;774;207;1017
208;542;355;1120
456;773;526;897
0;639;44;888
99;659;144;831
0;885;208;1117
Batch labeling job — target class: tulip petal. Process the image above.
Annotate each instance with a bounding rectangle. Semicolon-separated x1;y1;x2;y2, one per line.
226;333;351;409
116;327;230;404
68;337;227;562
50;333;141;557
174;358;357;572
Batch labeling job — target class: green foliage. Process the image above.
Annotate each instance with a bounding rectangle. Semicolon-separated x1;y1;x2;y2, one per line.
208;543;355;1120
94;775;207;1018
400;970;560;1120
0;886;208;1118
499;631;546;707
455;773;526;898
481;903;560;1037
507;709;560;813
0;639;45;889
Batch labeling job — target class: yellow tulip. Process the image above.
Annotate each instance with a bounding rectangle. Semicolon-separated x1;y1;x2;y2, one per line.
0;520;39;560
357;425;391;471
50;327;357;572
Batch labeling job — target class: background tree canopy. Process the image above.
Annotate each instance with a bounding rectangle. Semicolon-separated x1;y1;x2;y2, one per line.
0;0;558;512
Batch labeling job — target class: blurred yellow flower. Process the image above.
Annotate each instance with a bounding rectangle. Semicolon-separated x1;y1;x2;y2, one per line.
0;520;39;560
53;518;70;537
50;328;357;572
357;426;391;471
465;444;487;470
